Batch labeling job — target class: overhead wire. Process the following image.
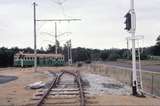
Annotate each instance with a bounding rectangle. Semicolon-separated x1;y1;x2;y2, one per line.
49;0;73;18
37;21;48;32
50;0;68;6
50;0;73;46
40;0;74;48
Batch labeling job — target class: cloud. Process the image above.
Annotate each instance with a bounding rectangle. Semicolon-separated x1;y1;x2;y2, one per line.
0;0;159;49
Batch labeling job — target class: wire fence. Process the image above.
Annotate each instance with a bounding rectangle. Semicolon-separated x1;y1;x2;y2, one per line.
86;63;160;97
142;71;160;96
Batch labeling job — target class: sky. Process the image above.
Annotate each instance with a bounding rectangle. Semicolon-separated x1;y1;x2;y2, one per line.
0;0;160;49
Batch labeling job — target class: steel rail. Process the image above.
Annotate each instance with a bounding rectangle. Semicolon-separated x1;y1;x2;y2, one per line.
76;71;85;106
61;70;77;77
62;70;85;106
36;72;64;106
36;70;85;106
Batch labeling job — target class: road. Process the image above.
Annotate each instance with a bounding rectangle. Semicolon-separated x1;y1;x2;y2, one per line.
103;61;160;73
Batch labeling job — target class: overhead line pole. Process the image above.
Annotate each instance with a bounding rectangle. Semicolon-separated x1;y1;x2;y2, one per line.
33;3;81;66
37;19;81;55
67;41;70;64
33;2;37;72
66;39;72;65
70;39;73;65
55;22;58;54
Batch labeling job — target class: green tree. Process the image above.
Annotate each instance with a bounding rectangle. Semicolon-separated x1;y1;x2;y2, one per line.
152;35;160;56
100;50;109;61
156;35;160;46
108;53;120;61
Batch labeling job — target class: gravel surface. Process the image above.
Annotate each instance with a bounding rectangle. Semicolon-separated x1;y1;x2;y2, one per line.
82;73;131;96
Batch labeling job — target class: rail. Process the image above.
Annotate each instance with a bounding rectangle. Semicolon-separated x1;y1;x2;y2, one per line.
36;70;86;106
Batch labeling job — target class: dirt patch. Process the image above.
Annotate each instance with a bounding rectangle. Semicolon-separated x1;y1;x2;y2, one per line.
0;66;160;106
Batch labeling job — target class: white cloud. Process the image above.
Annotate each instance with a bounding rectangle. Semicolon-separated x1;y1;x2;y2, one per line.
0;0;159;49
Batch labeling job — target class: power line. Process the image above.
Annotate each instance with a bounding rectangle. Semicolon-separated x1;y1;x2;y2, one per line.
50;0;68;5
37;21;48;32
49;0;73;18
36;19;81;22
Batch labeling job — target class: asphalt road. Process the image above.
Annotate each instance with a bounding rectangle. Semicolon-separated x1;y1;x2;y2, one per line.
103;61;160;73
0;75;17;84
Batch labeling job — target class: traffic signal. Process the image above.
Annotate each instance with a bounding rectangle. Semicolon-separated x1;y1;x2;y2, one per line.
124;12;131;31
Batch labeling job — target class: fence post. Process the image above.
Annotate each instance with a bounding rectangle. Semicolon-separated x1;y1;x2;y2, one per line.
151;73;154;95
159;75;160;96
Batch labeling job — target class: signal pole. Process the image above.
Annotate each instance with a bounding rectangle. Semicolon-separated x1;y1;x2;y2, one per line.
125;0;137;95
33;2;37;72
126;37;130;59
130;0;138;95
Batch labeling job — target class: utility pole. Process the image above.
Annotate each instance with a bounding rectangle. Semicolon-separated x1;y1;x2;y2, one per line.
70;39;72;65
55;22;58;54
37;19;81;55
20;51;24;68
33;2;37;72
67;40;70;64
33;4;80;66
40;31;71;54
66;39;72;65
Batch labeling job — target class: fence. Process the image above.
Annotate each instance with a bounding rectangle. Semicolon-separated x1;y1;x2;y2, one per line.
142;71;160;96
86;63;160;97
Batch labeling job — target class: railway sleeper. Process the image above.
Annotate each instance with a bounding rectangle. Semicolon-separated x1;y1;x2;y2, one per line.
34;90;89;96
43;99;80;104
32;94;95;100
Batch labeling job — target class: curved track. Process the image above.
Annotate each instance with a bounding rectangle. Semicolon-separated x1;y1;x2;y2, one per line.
34;70;86;106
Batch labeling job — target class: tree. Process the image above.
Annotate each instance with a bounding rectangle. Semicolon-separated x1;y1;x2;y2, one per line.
0;47;14;67
62;44;68;62
90;49;101;61
156;35;160;46
72;47;91;62
108;53;120;61
47;44;56;53
140;52;148;60
152;35;160;56
100;50;109;61
22;47;34;53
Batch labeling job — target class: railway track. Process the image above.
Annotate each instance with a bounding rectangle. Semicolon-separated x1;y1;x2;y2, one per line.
31;70;97;106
